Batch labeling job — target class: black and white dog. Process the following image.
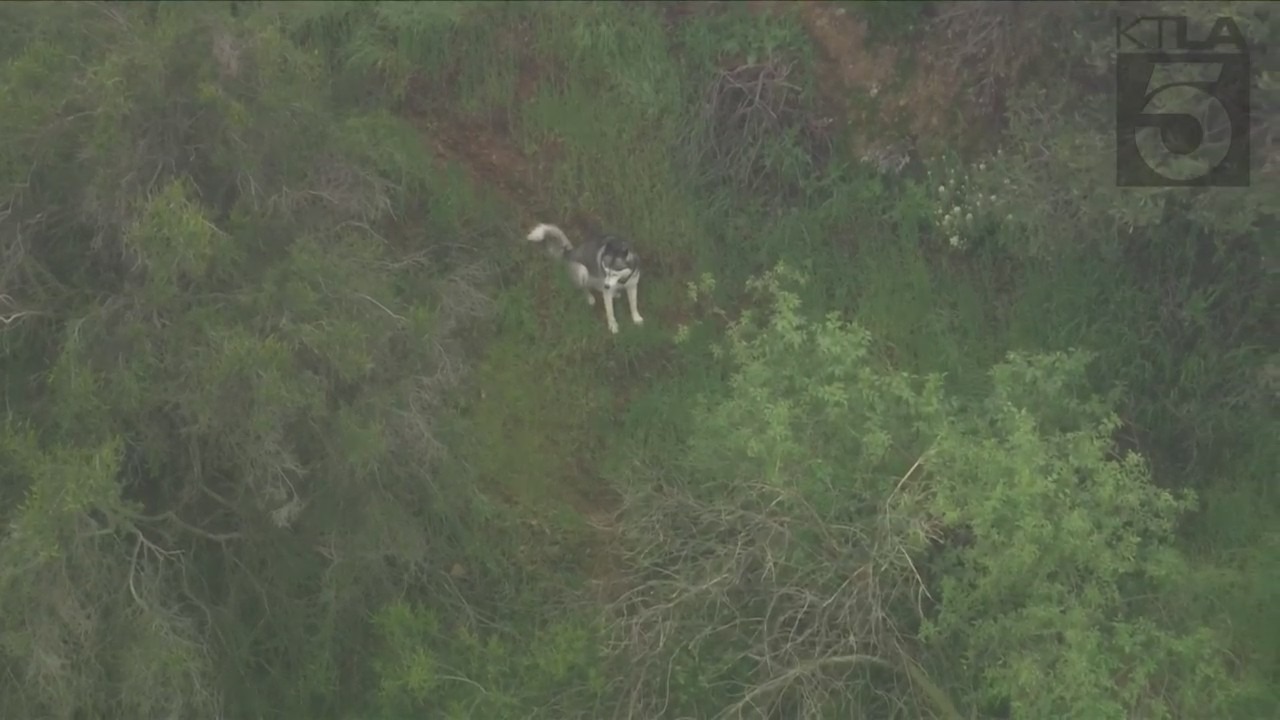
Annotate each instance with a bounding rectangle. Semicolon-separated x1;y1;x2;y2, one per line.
525;223;643;334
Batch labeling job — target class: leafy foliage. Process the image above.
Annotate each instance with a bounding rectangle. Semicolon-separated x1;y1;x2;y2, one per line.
369;599;606;719
610;267;1231;718
0;4;505;717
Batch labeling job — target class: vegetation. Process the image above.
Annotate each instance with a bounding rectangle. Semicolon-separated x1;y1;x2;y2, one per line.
0;2;1274;718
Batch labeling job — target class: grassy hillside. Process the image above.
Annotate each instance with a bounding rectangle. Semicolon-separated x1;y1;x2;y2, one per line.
0;2;1275;718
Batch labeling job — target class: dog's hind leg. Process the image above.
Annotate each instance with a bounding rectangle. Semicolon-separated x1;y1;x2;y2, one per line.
626;282;643;326
603;288;620;334
566;263;596;306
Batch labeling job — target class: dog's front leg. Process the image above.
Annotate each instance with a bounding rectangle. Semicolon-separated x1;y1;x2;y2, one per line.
603;288;620;334
626;282;643;326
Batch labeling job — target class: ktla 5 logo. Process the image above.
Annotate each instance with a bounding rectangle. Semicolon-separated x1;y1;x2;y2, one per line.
1116;15;1253;187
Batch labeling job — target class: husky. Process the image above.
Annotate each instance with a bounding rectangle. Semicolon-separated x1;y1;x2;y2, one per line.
525;223;644;334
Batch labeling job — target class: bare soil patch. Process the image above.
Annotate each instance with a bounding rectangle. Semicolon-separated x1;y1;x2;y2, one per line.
752;1;975;157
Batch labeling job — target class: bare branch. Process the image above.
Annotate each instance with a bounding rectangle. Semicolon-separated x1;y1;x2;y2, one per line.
604;445;941;717
0;294;49;329
355;292;407;322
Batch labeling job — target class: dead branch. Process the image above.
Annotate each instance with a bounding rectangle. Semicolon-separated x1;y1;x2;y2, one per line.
929;1;1092;111
719;653;891;720
698;59;810;194
606;454;940;718
355;292;407;322
0;294;49;329
158;511;243;544
270;158;398;224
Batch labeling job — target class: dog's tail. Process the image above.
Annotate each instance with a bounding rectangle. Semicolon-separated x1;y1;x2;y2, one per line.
526;223;572;259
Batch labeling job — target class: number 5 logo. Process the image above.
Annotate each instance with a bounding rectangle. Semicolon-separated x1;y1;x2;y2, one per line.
1116;51;1250;187
1133;63;1231;181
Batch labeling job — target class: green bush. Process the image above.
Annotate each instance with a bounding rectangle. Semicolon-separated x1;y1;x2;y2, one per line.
610;266;1234;718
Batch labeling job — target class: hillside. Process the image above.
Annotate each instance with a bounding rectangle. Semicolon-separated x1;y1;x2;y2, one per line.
0;2;1276;719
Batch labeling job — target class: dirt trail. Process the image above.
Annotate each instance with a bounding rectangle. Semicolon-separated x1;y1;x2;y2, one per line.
407;107;628;601
425;123;539;214
753;1;963;155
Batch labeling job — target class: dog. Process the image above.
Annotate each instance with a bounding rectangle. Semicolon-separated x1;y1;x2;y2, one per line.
525;223;643;334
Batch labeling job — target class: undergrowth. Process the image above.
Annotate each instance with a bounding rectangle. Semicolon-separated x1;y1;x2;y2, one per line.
3;1;1270;718
286;1;1277;716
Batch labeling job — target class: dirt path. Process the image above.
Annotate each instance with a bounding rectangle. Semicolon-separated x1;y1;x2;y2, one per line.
406;105;629;601
423;121;541;216
751;1;964;156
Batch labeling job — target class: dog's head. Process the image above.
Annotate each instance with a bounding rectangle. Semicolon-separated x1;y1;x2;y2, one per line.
601;236;639;292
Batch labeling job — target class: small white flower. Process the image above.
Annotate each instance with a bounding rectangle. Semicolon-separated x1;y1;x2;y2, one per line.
953;206;961;215
1006;214;1013;221
949;235;961;247
990;194;997;202
965;213;973;223
978;162;986;171
949;179;956;187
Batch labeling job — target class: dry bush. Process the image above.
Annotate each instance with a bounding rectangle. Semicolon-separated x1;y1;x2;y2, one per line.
929;1;1092;112
271;157;398;224
605;467;940;719
0;513;221;719
697;59;827;195
392;259;495;468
